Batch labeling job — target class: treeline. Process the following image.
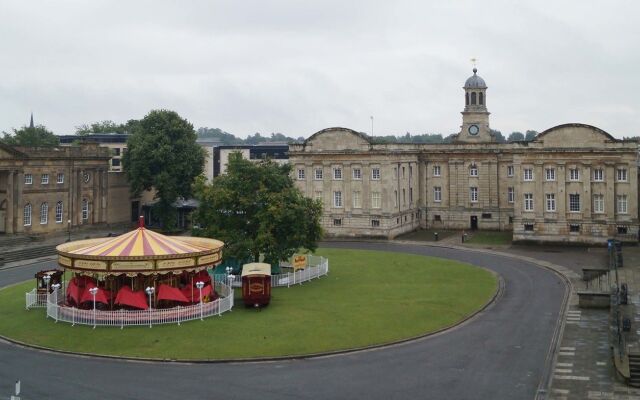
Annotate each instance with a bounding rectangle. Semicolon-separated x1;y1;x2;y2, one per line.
368;130;539;144
196;127;305;145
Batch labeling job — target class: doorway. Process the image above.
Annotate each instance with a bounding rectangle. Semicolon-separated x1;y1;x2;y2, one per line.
470;215;478;230
0;199;6;233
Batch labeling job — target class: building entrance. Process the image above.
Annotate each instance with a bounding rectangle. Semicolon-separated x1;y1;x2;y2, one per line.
470;215;478;230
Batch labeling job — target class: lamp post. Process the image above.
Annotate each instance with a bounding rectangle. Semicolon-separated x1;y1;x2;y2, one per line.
196;281;205;321
51;283;61;322
145;286;155;328
67;219;71;242
89;287;98;329
43;274;51;292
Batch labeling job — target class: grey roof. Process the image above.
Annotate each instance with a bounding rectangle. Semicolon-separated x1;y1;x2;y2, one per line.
464;68;487;88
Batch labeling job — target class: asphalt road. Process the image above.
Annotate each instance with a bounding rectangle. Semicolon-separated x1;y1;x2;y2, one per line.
0;242;565;400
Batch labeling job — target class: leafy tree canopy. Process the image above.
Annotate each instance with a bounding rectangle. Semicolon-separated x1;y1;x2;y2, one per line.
122;110;205;231
193;153;323;265
0;125;59;147
507;131;525;142
75;119;140;136
525;130;538;141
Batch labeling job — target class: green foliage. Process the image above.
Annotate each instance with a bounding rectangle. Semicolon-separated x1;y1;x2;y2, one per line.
491;129;506;143
507;131;525;142
197;128;301;145
75;119;140;136
196;127;243;145
122;110;205;230
193;153;323;263
525;130;538;141
0;125;59;147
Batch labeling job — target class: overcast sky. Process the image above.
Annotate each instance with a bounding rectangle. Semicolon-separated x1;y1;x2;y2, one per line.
1;1;638;139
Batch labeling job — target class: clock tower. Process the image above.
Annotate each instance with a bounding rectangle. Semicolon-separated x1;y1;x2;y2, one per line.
457;68;493;142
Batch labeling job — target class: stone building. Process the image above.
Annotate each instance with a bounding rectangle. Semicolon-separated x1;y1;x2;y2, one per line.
59;133;129;172
0;142;135;235
289;69;639;244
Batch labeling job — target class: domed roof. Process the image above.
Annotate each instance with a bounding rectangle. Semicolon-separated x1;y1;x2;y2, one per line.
464;68;487;88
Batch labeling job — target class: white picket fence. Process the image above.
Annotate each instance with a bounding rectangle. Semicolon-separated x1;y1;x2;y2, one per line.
25;289;48;309
45;281;234;328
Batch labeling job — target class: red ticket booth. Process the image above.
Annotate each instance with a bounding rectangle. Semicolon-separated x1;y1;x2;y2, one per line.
241;263;272;308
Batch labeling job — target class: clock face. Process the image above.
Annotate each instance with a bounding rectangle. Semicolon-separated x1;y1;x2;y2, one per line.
468;124;480;135
82;171;91;183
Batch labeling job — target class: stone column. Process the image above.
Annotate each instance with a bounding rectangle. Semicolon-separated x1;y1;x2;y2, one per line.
6;170;14;234
605;163;616;222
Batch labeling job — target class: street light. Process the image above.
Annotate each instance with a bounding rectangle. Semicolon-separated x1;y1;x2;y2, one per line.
145;286;155;328
89;287;98;329
196;281;205;321
67;219;71;242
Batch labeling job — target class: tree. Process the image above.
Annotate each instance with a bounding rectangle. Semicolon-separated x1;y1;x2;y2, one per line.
507;131;525;142
75;119;140;135
491;129;506;143
122;110;205;231
192;153;323;265
525;130;538;141
0;125;59;147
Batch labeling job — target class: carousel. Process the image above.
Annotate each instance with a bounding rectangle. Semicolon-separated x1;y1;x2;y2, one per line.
42;217;233;327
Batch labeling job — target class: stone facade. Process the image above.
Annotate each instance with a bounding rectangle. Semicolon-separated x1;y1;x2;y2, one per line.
289;70;639;244
0;142;135;235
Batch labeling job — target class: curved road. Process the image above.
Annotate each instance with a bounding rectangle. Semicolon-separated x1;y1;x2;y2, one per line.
0;242;565;400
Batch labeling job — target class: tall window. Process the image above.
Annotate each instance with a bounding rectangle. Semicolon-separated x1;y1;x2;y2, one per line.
371;167;381;180
333;167;342;180
470;187;478;203
24;174;33;185
402;189;406;205
352;168;361;180
545;194;556;212
617;195;628;214
41;174;49;184
593;169;604;181
545;168;555;181
55;201;63;223
434;187;442;202
314;191;323;202
23;203;32;226
508;187;514;203
333;191;342;208
82;199;89;220
371;192;381;209
479;92;484;105
353;191;361;208
394;190;398;207
469;165;478;177
314;168;323;180
433;165;441;176
297;168;305;180
523;168;533;181
524;194;534;211
409;188;413;204
569;194;580;212
617;168;628;182
57;173;64;184
569;168;580;181
507;166;514;177
40;202;48;224
471;92;477;104
593;194;604;213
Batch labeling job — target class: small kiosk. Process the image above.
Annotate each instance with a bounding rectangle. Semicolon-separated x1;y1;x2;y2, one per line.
36;269;63;295
241;263;272;308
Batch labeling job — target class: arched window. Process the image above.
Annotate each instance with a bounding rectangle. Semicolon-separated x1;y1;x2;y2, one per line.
24;203;32;226
471;92;477;105
479;92;484;105
55;201;63;223
40;202;48;224
82;199;89;221
465;92;469;105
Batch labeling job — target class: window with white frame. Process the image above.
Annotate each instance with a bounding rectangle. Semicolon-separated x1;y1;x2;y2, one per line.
508;187;514;203
24;203;32;226
617;195;628;214
524;193;534;211
24;174;32;185
523;168;533;181
434;187;442;202
352;191;361;208
470;187;478;203
297;168;305;180
333;191;342;208
433;165;441;176
593;168;604;181
314;168;323;180
507;165;514;177
333;167;342;180
371;167;380;180
545;194;556;212
617;168;628;182
569;194;580;212
352;168;361;180
41;174;49;184
371;192;381;209
57;173;64;184
593;194;604;213
314;191;323;202
82;199;89;220
469;165;478;177
569;168;580;181
55;201;63;223
40;202;48;224
545;168;555;181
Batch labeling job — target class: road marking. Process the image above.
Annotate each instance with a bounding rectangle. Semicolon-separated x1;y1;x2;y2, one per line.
555;368;573;373
559;352;575;356
587;391;614;399
566;317;581;321
560;347;576;351
596;361;607;366
554;375;590;381
553;388;570;394
556;362;573;367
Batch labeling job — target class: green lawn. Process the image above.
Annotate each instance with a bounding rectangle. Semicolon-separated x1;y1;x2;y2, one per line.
0;248;497;360
465;231;513;245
